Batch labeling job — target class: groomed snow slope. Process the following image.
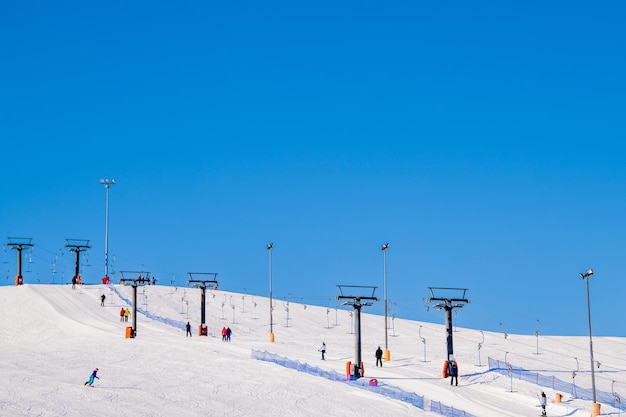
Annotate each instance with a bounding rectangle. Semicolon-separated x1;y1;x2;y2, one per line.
0;284;623;416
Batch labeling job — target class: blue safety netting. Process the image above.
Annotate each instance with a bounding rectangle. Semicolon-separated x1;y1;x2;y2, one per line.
252;349;479;417
110;285;186;330
488;357;624;411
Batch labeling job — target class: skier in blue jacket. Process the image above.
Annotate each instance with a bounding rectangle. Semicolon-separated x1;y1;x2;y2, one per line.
84;368;100;386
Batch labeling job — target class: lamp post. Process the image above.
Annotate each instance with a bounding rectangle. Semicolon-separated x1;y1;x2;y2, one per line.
99;179;116;280
267;243;274;342
381;243;390;361
580;268;600;417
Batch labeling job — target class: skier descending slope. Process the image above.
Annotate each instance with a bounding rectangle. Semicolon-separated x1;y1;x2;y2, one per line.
84;368;100;387
539;391;547;416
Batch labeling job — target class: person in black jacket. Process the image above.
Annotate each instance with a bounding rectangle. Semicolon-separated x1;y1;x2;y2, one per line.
449;359;459;386
375;346;383;367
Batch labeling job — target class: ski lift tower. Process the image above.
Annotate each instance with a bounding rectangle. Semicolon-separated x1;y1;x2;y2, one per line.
187;272;219;336
119;270;151;338
65;239;90;285
7;237;34;285
426;287;470;366
337;285;379;379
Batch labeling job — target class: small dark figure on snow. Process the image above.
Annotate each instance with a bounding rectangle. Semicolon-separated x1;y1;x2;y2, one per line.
100;294;106;306
186;322;192;337
448;359;459;386
319;342;326;360
226;327;232;341
540;391;547;416
375;346;383;367
84;368;100;386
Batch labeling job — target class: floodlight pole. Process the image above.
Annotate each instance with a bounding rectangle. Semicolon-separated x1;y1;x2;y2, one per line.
267;243;274;342
100;179;116;279
7;237;34;285
580;269;600;416
381;243;390;361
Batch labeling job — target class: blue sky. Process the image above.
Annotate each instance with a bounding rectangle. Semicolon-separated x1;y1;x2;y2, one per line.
1;0;625;336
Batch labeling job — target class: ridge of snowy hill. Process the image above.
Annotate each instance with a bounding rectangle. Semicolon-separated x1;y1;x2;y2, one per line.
0;284;624;416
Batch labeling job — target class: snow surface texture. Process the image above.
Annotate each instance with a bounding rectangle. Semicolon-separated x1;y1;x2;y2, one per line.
1;284;624;416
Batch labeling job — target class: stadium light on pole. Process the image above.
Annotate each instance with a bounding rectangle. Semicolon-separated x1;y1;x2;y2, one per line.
381;243;390;361
267;243;274;343
580;268;600;417
100;179;116;280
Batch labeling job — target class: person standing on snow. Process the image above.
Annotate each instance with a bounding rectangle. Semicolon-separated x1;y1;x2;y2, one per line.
221;326;227;341
120;307;125;322
124;308;130;322
375;346;383;367
539;391;547;416
186;322;192;337
226;327;232;341
448;359;459;386
84;368;100;386
100;294;106;306
319;342;326;360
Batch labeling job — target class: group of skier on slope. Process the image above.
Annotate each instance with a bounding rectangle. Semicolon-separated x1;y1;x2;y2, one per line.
87;291;550;414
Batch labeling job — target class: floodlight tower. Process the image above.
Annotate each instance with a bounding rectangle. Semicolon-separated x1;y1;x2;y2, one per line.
337;285;378;379
7;237;34;285
99;178;116;280
381;243;390;362
426;287;470;364
188;272;219;336
580;268;600;417
267;243;274;343
65;239;90;285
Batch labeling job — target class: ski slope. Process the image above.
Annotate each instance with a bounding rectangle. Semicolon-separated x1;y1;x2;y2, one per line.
0;283;624;416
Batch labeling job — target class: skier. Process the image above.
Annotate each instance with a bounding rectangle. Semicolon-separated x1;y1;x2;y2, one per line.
539;391;547;416
226;327;232;341
319;342;326;360
221;326;227;341
100;294;106;306
375;346;383;367
84;368;100;387
119;307;125;322
124;308;130;322
449;359;459;386
186;322;192;337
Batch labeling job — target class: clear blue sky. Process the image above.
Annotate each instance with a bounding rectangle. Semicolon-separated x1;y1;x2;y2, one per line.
1;0;625;336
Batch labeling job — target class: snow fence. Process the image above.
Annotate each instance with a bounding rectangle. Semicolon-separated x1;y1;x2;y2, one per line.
110;285;188;331
252;349;479;417
489;357;624;411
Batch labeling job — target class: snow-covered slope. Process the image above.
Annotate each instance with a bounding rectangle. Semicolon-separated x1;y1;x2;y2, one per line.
0;284;623;416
